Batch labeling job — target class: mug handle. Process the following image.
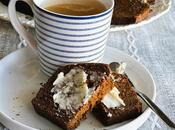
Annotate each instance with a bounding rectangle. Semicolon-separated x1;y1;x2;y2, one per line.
8;0;37;49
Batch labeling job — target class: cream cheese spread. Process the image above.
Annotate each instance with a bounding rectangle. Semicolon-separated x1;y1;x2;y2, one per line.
102;87;125;108
102;62;127;108
51;68;89;110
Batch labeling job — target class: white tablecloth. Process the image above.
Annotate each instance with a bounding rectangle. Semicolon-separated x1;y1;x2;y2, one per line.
0;1;175;130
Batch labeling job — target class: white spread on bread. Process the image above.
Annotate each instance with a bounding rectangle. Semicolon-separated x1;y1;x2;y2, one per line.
51;68;89;110
102;87;125;108
107;112;112;117
143;0;147;3
102;62;126;108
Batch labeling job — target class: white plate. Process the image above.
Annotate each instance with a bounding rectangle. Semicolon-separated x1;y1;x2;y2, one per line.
0;47;156;130
0;0;171;31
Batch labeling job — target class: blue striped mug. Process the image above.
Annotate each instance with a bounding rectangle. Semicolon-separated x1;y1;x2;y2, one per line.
8;0;114;76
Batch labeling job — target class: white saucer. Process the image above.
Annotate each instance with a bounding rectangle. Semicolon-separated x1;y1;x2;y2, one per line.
0;0;171;32
0;47;156;130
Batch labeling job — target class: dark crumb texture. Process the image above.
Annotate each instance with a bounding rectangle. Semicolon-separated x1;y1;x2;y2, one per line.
32;63;114;130
93;73;142;126
112;0;150;25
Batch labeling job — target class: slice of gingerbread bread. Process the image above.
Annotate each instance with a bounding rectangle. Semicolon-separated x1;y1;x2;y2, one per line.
32;63;114;130
112;0;150;25
93;73;142;126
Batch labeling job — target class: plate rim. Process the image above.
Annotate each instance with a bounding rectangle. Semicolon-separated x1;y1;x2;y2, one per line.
0;47;156;130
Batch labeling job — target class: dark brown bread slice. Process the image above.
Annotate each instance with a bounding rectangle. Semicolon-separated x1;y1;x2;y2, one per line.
32;63;114;130
112;0;150;25
93;73;142;126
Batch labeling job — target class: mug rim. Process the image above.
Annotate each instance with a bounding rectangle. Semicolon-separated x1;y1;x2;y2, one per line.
33;0;114;19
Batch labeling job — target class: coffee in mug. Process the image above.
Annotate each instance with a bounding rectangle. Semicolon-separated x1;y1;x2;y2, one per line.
45;1;106;16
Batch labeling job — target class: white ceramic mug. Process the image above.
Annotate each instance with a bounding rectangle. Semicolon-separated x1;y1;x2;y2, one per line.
8;0;114;76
